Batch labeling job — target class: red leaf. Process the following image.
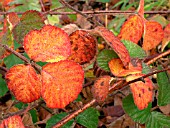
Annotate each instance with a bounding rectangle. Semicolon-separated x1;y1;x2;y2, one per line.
68;30;97;66
41;60;84;108
118;15;144;44
95;26;130;68
161;23;170;51
92;75;111;103
143;21;164;51
126;74;153;110
24;25;71;62
137;0;144;17
0;115;25;128
5;64;41;103
7;12;20;29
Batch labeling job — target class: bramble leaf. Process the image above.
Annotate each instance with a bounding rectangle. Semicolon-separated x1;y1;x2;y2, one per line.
5;64;41;103
13;10;45;44
24;25;71;62
75;107;100;128
92;75;111;103
126;74;153;110
46;113;74;128
94;26;130;68
161;23;170;51
157;66;170;106
143;21;164;51
118;15;144;44
68;30;97;66
41;60;84;108
123;94;151;124
0;115;25;128
97;49;118;71
122;40;146;58
146;111;170;128
0;74;8;97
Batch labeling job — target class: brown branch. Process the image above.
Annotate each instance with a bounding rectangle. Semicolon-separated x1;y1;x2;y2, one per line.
0;10;170;16
39;0;46;12
145;49;170;65
0;100;44;120
53;99;96;128
0;43;42;72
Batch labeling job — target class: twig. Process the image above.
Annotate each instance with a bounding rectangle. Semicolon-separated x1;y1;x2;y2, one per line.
0;100;43;120
1;10;170;15
53;99;96;128
58;0;102;26
0;43;42;72
39;0;46;12
145;49;170;65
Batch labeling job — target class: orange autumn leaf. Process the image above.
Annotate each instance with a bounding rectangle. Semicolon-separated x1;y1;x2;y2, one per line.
118;15;144;44
68;30;97;66
126;74;153;110
95;26;130;68
7;12;20;29
161;23;170;51
143;21;164;51
0;115;25;128
108;58;142;77
92;75;111;103
41;60;84;108
5;64;41;103
137;0;144;17
24;25;71;62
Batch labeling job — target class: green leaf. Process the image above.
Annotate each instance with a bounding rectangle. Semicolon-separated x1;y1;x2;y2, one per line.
46;113;74;128
9;0;41;12
142;63;151;74
75;107;100;128
29;109;38;123
146;111;170;128
0;74;8;97
14;40;21;50
0;30;13;57
4;54;24;68
97;49;118;71
96;0;110;3
121;40;146;58
122;94;151;124
157;66;170;106
13;10;45;44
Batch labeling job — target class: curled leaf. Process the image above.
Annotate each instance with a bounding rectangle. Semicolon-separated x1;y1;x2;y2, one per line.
143;21;164;51
95;26;130;68
5;64;41;103
92;75;111;103
41;60;84;108
109;58;142;77
68;30;97;66
24;25;71;62
126;74;153;110
0;115;25;128
161;23;170;51
118;15;144;44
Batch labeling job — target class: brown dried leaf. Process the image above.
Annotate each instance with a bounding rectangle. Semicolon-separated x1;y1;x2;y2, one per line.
92;75;111;103
68;30;97;66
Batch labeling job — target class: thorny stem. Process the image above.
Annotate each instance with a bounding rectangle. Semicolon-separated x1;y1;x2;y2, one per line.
53;99;96;128
0;10;170;15
0;43;42;72
145;49;170;65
